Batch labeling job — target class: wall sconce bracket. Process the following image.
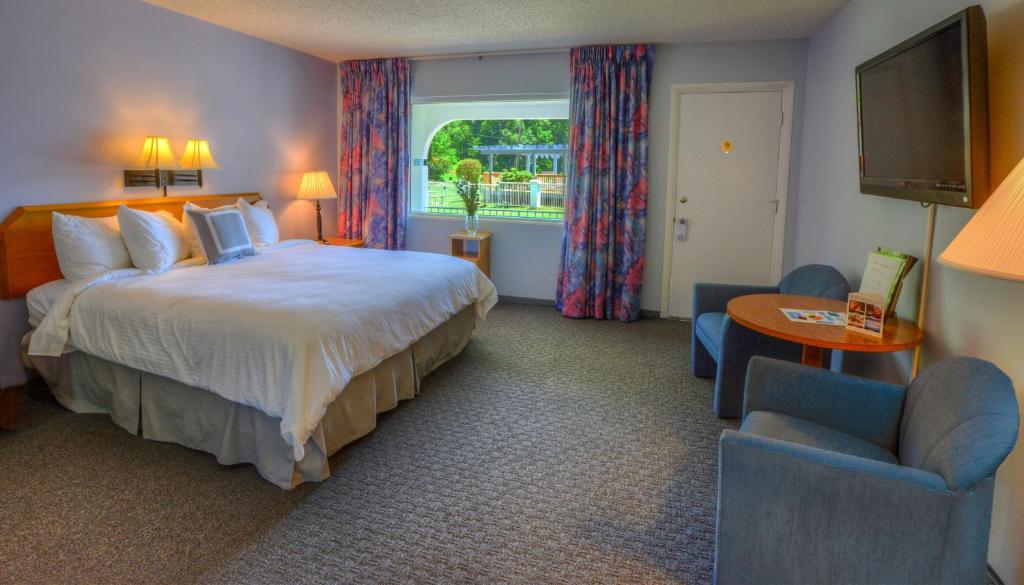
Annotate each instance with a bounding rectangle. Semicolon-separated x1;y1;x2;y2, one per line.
124;169;204;190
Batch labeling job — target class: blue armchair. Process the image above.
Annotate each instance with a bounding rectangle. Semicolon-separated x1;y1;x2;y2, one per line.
715;356;1020;585
692;264;850;418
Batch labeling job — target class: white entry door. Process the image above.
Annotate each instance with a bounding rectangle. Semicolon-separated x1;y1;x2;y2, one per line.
666;88;789;319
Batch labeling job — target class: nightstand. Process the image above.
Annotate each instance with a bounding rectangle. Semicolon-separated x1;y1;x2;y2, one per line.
321;237;364;247
0;385;18;430
449;231;491;277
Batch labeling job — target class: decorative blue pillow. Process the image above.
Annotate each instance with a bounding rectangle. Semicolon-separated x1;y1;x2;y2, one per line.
185;208;257;264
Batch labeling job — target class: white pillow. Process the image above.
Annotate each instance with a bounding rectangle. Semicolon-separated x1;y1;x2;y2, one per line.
117;206;189;273
182;201;237;261
237;198;279;247
51;212;132;280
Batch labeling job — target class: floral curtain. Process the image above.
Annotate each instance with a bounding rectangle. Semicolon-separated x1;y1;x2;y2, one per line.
556;45;654;322
338;58;410;250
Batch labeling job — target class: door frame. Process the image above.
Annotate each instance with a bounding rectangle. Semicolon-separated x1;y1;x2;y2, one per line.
660;81;795;318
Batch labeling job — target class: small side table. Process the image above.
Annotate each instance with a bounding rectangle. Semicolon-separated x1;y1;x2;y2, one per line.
449;231;491;277
321;237;364;247
0;385;18;430
727;294;924;368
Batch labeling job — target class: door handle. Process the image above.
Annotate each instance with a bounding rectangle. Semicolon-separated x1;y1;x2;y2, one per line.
679;196;688;204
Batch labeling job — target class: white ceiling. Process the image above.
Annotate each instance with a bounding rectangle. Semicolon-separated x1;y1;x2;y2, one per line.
143;0;848;62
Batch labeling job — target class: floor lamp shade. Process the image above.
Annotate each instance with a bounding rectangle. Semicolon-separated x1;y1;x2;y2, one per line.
939;157;1024;282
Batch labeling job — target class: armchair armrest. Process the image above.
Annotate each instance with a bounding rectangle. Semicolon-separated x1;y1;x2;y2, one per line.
693;283;778;317
743;357;906;451
716;430;951;584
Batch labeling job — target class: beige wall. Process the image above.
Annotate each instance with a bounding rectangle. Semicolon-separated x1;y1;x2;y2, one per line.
794;0;1024;580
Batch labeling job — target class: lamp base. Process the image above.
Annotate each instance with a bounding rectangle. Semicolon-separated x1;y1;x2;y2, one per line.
314;200;328;244
316;237;330;245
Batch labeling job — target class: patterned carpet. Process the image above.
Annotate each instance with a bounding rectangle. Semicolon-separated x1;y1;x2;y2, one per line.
0;303;733;585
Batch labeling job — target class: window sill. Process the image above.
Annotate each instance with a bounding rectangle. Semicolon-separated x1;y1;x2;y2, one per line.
409;212;565;227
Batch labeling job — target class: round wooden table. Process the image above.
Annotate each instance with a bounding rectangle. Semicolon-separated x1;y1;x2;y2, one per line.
726;294;924;368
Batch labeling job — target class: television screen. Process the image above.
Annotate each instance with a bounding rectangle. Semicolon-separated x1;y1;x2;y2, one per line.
859;24;964;186
855;6;988;208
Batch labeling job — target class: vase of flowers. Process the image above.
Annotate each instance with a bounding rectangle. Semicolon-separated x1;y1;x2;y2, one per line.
454;159;484;236
457;180;482;236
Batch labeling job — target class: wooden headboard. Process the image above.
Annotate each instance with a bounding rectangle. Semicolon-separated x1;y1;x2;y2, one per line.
0;193;262;299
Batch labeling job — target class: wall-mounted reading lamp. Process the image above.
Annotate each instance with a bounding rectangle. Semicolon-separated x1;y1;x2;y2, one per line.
124;136;219;196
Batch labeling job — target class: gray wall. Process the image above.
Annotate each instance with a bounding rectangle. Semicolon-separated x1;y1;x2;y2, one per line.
408;41;810;309
644;40;809;311
0;0;338;387
793;0;1024;579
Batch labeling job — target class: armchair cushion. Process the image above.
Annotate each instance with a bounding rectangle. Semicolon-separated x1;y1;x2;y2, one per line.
742;411;898;465
694;312;726;359
693;283;778;317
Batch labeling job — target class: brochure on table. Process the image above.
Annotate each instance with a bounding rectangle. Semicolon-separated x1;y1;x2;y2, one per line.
846;292;885;338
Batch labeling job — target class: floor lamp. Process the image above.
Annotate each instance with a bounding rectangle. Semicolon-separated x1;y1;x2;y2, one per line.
939;157;1024;283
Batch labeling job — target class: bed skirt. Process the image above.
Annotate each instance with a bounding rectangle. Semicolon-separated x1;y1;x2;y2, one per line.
26;304;477;489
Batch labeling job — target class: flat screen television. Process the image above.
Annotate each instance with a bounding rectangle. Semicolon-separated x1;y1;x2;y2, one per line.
855;6;989;208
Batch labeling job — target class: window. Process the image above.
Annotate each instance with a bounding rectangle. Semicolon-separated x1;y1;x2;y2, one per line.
410;100;570;221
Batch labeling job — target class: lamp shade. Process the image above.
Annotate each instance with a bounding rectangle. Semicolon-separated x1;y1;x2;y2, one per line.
132;136;180;169
939;157;1024;281
297;171;338;200
179;139;219;169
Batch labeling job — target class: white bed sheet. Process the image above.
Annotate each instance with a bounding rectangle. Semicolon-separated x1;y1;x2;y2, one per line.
30;240;497;459
26;278;73;328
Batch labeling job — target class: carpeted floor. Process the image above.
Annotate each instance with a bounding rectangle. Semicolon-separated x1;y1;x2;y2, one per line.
0;303;734;585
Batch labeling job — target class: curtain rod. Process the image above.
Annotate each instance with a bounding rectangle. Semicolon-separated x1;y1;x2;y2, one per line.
408;47;570;62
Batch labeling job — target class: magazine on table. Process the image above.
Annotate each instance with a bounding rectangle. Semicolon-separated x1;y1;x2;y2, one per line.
779;309;847;326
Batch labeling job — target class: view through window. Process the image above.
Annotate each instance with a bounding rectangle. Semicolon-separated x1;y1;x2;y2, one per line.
416;113;570;221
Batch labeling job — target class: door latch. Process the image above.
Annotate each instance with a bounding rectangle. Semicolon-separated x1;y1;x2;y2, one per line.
675;218;688;241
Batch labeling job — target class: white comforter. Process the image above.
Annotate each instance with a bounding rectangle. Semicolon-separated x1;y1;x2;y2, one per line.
30;241;498;459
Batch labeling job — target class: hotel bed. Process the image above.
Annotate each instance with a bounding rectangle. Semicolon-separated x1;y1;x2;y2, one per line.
2;194;497;488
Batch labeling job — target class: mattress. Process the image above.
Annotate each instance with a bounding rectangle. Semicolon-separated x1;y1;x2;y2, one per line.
29;241;498;459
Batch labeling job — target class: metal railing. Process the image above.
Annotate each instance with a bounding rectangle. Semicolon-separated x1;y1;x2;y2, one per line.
424;206;565;221
428;181;545;208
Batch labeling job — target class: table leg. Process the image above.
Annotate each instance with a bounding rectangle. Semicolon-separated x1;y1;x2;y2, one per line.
801;345;825;368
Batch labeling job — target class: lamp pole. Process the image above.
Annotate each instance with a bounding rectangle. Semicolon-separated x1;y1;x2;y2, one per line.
315;199;326;244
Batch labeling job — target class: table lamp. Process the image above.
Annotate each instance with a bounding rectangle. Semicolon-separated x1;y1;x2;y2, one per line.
297;171;337;244
939;157;1024;281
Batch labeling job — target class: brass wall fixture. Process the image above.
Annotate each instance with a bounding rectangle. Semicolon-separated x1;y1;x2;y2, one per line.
124;137;219;196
